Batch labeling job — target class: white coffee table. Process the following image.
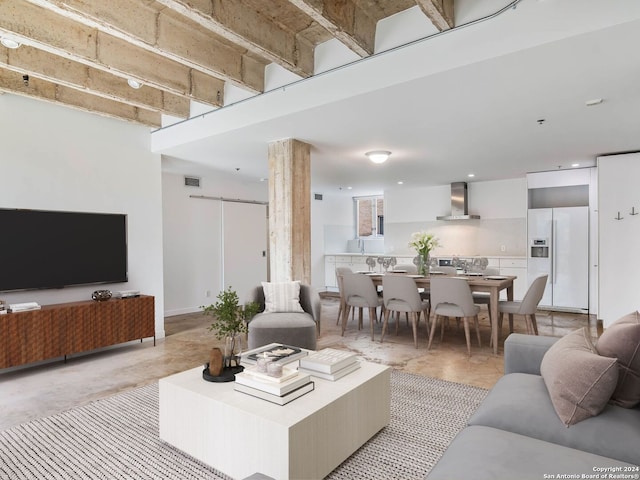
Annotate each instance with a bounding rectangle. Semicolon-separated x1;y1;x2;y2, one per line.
159;360;390;480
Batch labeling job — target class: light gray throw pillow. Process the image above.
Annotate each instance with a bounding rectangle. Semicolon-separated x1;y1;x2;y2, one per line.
540;328;618;426
596;311;640;408
261;281;304;313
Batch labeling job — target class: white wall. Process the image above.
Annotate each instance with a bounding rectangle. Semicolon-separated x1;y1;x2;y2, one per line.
162;169;267;315
0;94;165;337
598;152;640;326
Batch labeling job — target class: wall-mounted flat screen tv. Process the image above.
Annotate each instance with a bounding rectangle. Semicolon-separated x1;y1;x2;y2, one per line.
0;208;128;292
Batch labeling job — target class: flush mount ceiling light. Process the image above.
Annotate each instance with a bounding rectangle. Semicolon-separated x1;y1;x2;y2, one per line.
365;150;391;164
0;36;21;49
585;98;603;107
127;78;142;89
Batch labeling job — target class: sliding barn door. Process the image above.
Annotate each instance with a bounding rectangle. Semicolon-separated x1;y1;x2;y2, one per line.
223;202;268;303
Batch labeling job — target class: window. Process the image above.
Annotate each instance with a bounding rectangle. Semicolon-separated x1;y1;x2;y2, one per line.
354;196;384;238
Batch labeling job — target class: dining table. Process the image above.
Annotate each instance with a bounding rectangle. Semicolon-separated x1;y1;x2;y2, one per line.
360;271;516;355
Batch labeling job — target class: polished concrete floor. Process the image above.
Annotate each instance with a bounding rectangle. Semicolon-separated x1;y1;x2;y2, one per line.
0;295;597;431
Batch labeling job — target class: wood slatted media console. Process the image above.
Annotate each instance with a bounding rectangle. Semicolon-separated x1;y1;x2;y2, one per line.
0;295;155;369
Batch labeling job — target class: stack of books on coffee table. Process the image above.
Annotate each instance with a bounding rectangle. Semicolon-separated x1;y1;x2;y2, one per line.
298;348;360;381
234;367;314;405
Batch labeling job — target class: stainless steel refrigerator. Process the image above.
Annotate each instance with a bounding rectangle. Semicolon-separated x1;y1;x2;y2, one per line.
527;207;589;311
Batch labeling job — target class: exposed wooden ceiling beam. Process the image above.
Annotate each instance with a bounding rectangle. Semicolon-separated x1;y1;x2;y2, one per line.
286;0;377;57
0;1;225;108
415;0;455;31
0;68;160;127
23;0;265;94
155;0;314;79
0;45;190;118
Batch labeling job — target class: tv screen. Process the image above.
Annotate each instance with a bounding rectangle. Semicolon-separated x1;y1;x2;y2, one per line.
0;209;128;292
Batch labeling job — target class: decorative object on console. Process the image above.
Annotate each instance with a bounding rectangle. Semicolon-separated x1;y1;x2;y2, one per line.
409;231;441;275
91;290;112;301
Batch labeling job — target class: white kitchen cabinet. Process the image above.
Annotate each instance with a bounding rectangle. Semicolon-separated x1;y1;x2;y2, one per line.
498;257;527;301
324;256;337;289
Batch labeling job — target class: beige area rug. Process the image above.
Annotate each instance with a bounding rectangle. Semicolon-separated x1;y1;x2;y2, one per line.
0;370;486;480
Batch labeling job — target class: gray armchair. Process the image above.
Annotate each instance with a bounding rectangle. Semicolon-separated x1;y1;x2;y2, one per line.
247;283;321;350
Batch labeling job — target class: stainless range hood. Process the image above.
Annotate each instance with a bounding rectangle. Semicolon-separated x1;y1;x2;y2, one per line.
436;182;481;220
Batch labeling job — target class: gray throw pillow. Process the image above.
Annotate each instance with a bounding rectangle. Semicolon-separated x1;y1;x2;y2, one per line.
540;328;618;426
596;311;640;408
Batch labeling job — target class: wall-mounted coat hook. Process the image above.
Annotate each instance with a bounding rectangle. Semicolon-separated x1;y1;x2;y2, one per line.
615;212;624;220
630;207;639;216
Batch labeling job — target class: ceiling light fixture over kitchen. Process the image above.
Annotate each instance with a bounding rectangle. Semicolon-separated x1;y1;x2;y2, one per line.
127;78;142;89
365;150;391;164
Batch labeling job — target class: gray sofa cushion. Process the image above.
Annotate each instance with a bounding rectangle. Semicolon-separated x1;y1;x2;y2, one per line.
426;425;638;480
468;373;640;465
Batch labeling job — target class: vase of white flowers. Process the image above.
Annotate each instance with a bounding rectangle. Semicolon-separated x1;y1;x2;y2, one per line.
409;231;441;275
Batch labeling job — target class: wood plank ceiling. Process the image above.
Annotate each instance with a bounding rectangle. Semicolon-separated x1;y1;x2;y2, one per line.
0;0;454;128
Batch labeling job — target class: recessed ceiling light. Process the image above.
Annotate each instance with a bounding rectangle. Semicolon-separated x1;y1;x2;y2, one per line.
365;150;391;164
347;186;353;190
127;78;142;89
467;173;475;178
259;177;266;182
0;37;21;49
397;181;403;185
585;98;603;107
571;163;580;167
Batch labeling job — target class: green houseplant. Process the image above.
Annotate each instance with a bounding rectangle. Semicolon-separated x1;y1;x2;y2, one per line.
202;287;260;368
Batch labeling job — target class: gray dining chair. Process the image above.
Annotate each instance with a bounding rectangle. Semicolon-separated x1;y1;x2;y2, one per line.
335;266;353;325
471;267;500;316
381;274;430;348
341;273;383;341
498;274;548;338
428;276;482;357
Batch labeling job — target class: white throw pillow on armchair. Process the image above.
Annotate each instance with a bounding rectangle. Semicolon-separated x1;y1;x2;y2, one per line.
261;281;305;313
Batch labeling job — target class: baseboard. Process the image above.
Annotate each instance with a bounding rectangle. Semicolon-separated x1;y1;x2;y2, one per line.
164;306;202;317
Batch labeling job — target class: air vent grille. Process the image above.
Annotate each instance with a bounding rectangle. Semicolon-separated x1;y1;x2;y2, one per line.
184;176;200;187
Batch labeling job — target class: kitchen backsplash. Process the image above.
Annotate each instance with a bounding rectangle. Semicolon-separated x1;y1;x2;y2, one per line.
384;218;527;257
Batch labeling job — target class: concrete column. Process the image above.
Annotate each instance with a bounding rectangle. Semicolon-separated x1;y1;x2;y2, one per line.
268;138;311;283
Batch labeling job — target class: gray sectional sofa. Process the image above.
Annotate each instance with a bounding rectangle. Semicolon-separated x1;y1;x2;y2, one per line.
427;333;640;479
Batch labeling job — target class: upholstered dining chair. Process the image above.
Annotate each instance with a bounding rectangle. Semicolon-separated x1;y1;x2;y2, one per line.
335;266;353;325
381;274;430;348
498;274;548;339
428;276;482;357
471;267;500;317
341;273;383;341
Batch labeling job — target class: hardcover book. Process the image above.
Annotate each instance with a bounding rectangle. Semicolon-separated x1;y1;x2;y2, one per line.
298;348;358;374
299;361;361;381
234;371;312;396
234;381;314;405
